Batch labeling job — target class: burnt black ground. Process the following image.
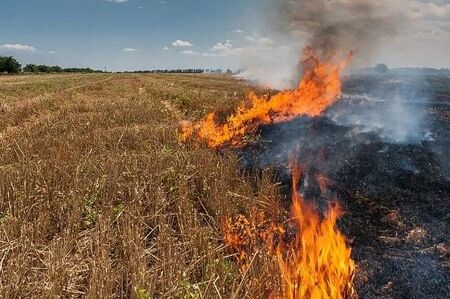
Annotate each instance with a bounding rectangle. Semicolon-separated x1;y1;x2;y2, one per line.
239;74;450;298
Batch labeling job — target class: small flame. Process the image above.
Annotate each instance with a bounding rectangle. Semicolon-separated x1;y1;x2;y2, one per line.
181;47;352;148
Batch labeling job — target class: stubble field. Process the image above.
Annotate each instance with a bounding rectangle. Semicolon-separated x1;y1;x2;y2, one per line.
0;73;281;298
2;72;449;298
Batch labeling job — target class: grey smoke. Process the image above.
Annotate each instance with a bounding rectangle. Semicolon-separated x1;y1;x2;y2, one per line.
327;93;428;144
274;0;397;59
238;0;399;88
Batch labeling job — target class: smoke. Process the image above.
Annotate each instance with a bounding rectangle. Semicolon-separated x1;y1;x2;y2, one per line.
276;0;396;58
238;0;398;88
330;72;433;144
236;43;299;90
237;0;432;145
327;94;428;144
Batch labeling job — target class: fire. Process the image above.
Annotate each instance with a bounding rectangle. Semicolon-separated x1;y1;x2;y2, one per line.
276;163;356;299
181;47;352;148
222;163;356;299
183;45;356;297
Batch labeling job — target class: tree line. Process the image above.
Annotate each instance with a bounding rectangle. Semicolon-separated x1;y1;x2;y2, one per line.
0;56;102;74
23;64;102;73
0;55;235;74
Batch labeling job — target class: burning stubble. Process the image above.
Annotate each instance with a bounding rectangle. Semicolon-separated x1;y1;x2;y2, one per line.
179;2;440;297
181;47;352;148
180;44;357;298
222;160;356;299
179;2;364;292
266;0;429;145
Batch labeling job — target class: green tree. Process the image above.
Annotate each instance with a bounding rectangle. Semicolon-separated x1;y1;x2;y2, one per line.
24;64;63;73
23;64;38;73
48;65;62;72
37;65;50;73
0;56;21;73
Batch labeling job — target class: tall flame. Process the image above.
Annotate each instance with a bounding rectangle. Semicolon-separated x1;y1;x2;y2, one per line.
276;163;356;299
181;47;352;148
222;163;356;299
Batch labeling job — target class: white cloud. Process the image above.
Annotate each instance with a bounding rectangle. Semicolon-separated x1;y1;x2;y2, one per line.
209;40;243;57
163;46;170;50
211;40;233;52
172;40;193;47
181;50;199;56
202;53;215;57
123;48;137;52
105;0;128;3
0;43;36;52
232;29;244;34
48;50;57;54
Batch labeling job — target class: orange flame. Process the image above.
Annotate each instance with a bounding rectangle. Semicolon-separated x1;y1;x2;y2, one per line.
275;163;356;299
181;47;352;148
222;164;356;299
187;45;356;297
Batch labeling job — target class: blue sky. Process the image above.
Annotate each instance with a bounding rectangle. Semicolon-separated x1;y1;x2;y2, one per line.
0;0;450;72
0;0;265;70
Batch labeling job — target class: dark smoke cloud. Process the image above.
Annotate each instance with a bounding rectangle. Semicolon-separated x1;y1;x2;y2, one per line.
273;0;397;59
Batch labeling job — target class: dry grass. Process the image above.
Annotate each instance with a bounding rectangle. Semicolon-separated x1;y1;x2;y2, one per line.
0;73;281;298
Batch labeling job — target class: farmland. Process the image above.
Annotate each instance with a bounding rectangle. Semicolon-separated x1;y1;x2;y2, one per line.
1;73;449;298
0;73;281;298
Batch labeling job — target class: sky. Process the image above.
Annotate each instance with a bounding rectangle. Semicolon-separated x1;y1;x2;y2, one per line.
0;0;450;72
